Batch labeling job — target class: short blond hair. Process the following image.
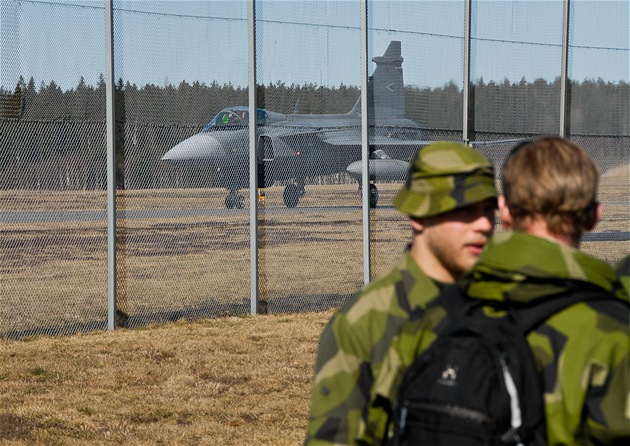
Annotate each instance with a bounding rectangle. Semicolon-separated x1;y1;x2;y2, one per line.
502;137;599;239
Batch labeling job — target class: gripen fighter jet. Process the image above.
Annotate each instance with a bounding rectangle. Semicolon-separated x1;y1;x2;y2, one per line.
161;41;430;209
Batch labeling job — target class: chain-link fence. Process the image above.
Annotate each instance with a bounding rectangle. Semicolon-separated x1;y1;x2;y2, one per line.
1;0;628;338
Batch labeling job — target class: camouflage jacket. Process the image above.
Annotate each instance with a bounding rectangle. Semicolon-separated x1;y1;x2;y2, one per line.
617;255;630;295
304;249;441;445
367;232;630;445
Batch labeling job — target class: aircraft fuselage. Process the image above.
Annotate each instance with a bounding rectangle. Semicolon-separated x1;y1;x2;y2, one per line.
160;41;429;208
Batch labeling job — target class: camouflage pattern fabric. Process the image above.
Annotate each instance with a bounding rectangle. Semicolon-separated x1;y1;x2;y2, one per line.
303;251;442;445
304;141;498;445
393;141;497;218
616;255;630;295
367;232;630;445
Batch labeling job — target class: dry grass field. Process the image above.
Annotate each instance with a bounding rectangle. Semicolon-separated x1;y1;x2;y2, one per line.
1;174;626;335
0;184;411;336
0;310;335;445
0;164;627;444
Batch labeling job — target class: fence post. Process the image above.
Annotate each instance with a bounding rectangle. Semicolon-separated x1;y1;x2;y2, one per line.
360;0;371;285
249;0;260;315
105;0;117;330
559;0;571;137
463;0;473;145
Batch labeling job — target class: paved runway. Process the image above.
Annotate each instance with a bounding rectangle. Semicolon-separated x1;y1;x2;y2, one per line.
1;205;628;241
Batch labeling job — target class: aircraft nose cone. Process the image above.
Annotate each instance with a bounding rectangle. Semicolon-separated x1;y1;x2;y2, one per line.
161;133;223;162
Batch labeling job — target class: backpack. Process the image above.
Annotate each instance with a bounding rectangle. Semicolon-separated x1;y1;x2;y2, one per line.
388;283;614;446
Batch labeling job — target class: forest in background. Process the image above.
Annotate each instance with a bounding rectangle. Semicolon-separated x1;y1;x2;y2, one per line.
1;75;629;133
0;76;628;190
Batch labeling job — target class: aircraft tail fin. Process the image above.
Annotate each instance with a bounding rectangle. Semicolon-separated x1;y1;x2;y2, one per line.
348;41;405;118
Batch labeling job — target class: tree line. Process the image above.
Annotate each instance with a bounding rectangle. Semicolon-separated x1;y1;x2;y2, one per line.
0;75;628;190
2;75;628;133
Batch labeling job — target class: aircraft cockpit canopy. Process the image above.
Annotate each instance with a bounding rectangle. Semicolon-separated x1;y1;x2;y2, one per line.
203;107;270;131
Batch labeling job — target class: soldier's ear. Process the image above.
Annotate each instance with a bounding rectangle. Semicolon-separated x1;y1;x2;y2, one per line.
498;195;513;230
585;201;602;231
409;216;426;234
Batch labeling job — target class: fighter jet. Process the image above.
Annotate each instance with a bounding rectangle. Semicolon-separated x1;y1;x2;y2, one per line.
161;41;429;209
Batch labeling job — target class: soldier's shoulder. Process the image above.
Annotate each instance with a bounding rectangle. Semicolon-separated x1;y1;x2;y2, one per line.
332;266;407;322
616;255;630;297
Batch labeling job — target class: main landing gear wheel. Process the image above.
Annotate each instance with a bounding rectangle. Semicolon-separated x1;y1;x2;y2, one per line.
225;193;245;209
369;184;379;208
283;183;303;208
359;184;379;208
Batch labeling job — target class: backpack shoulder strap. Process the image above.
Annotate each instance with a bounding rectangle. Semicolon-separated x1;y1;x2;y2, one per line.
438;283;475;320
512;282;625;334
404;281;467;321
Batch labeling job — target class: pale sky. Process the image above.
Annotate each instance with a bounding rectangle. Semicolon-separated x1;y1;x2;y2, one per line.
0;0;628;92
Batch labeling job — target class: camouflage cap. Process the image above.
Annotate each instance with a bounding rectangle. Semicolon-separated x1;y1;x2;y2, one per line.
393;141;497;217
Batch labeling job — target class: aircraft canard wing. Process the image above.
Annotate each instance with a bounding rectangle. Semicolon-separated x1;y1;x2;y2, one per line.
261;128;327;141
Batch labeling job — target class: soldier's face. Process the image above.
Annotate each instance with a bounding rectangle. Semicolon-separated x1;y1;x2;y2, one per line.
415;198;496;282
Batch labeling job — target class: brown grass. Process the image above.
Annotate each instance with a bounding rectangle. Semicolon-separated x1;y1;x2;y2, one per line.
0;310;335;445
0;180;627;333
0;172;627;443
0;185;409;333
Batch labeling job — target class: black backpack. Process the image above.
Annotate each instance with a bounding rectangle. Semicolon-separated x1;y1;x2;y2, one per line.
388;283;614;446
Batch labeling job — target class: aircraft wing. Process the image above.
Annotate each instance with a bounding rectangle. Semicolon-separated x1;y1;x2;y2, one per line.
470;138;524;149
316;128;432;148
320;131;523;149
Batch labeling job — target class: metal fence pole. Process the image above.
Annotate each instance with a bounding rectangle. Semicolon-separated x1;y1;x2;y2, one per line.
249;0;260;315
463;0;473;144
559;0;571;137
105;0;117;331
360;0;371;285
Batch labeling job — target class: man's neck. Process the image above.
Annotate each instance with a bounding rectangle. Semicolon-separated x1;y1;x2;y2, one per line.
409;239;458;284
523;218;580;249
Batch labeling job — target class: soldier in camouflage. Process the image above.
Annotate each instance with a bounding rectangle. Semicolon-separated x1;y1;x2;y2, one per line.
304;141;499;445
367;137;630;445
617;255;630;295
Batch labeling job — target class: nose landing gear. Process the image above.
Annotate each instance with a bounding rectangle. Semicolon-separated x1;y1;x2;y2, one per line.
225;192;245;209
